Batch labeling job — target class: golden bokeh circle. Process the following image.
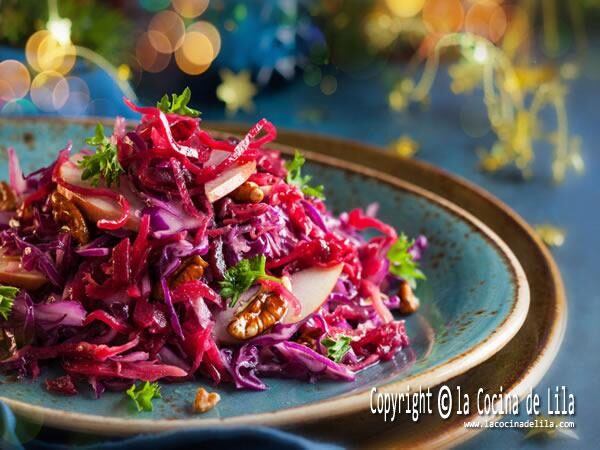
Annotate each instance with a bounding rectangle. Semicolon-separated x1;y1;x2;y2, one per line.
423;0;465;33
172;0;209;18
488;4;508;42
26;30;76;74
0;60;31;101
174;32;214;75
465;1;507;42
148;10;186;54
136;32;172;73
385;0;425;18
25;31;50;72
187;21;222;58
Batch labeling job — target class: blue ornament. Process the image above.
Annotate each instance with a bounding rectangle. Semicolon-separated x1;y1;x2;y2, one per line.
209;0;304;85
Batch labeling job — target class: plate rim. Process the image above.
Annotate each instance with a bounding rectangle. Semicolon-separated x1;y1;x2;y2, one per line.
230;125;566;449
0;117;530;435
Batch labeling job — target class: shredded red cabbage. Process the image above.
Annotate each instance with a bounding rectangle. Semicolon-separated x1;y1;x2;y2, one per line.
0;95;426;396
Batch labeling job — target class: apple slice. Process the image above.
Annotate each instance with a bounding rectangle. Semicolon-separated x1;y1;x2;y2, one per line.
213;263;343;343
204;161;256;203
57;156;142;231
282;263;343;324
205;149;230;167
0;255;47;290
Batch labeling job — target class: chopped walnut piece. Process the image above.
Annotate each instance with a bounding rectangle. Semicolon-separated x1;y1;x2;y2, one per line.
171;255;208;289
193;387;221;413
230;181;264;203
50;191;90;245
398;280;420;314
153;255;208;300
0;182;17;211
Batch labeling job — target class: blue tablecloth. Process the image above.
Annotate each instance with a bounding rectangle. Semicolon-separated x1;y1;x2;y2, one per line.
0;401;341;450
1;45;598;449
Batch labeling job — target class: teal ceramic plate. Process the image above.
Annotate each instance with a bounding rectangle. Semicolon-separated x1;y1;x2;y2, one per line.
0;118;529;434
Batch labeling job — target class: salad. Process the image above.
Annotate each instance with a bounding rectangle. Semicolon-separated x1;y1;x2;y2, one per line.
0;89;426;412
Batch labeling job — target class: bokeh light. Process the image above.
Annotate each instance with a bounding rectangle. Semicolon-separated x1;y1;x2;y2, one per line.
25;31;49;71
148;10;186;54
465;1;507;42
59;77;90;115
0;60;31;101
473;42;489;63
30;71;69;111
47;17;72;45
385;0;425;18
365;9;398;50
174;32;214;75
172;0;210;19
320;75;337;95
187;21;221;58
25;30;76;74
303;65;322;87
1;98;37;116
136;32;171;73
117;64;132;81
423;0;465;33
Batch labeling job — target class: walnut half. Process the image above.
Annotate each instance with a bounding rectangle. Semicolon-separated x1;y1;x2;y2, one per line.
193;387;220;413
227;290;288;340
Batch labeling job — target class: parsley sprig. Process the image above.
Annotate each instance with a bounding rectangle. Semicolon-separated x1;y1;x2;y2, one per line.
157;87;200;117
285;151;325;199
78;123;124;187
220;256;280;307
0;285;19;320
126;381;161;412
322;335;352;362
387;233;426;289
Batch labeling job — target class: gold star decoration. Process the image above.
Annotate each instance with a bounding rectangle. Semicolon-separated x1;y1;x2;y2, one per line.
216;69;257;115
390;135;419;158
535;224;566;248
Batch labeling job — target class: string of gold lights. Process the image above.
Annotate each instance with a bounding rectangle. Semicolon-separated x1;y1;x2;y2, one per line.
399;32;583;183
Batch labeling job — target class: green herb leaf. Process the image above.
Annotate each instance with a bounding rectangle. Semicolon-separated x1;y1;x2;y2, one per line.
156;87;200;117
220;256;280;307
78;123;124;187
0;285;19;320
285;150;325;199
387;233;426;289
126;381;161;412
322;335;352;362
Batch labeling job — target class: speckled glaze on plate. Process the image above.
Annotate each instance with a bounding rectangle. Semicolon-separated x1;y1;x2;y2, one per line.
0;118;529;436
219;126;565;450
